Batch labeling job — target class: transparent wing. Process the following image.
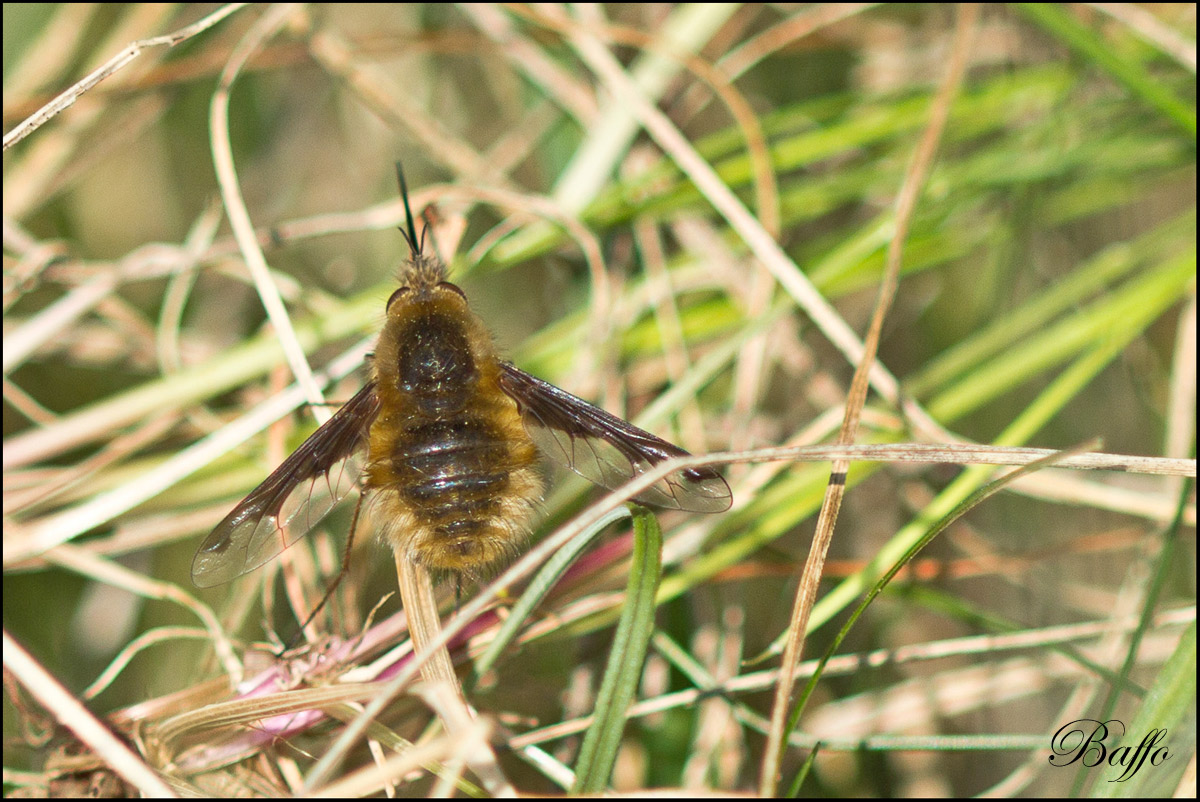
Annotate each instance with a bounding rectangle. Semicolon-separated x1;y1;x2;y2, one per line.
497;363;731;513
192;381;381;587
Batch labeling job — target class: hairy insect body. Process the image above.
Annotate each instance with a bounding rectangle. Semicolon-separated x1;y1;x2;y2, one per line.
191;169;730;591
367;263;541;576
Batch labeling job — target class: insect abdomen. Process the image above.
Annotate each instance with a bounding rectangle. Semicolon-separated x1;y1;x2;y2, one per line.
368;290;541;575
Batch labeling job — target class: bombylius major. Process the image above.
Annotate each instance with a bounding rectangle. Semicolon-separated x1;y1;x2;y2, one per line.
191;168;732;589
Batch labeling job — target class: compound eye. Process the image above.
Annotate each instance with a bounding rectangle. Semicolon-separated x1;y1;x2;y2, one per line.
386;287;410;311
437;281;467;300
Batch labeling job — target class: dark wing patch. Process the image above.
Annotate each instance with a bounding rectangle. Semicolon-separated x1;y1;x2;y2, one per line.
191;381;381;587
497;363;731;513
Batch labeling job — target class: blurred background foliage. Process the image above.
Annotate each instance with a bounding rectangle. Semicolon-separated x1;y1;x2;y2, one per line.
3;4;1194;796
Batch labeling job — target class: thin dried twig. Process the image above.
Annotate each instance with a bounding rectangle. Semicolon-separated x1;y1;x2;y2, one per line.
3;3;248;150
761;6;979;793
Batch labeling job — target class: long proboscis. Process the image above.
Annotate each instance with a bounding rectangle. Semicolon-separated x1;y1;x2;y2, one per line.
394;161;422;256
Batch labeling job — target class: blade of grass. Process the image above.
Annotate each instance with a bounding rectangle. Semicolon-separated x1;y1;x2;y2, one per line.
472;506;630;680
571;505;663;793
1015;3;1195;137
785;442;1099;795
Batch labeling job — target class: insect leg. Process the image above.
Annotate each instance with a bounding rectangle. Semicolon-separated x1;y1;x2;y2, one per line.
291;489;367;644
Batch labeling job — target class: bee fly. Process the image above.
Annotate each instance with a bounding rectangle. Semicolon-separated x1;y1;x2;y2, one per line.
192;167;731;590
